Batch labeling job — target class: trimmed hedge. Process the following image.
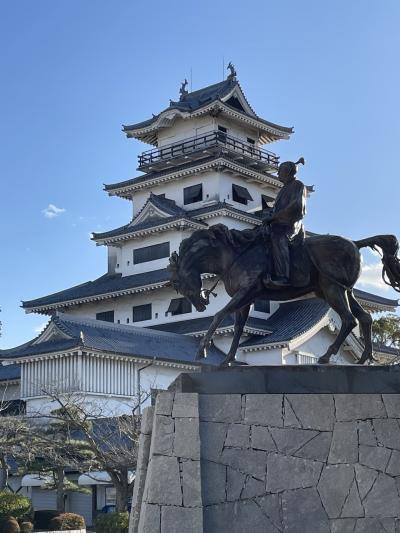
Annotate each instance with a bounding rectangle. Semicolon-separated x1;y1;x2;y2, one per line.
49;513;85;531
0;516;20;533
19;523;33;533
0;493;32;523
93;512;129;533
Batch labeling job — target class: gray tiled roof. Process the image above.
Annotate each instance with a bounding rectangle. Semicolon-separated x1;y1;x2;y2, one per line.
93;201;260;242
1;339;79;359
190;202;262;221
92;214;203;240
145;193;187;216
0;364;21;381
240;298;330;348
0;315;225;366
22;269;171;310
122;79;293;135
353;288;398;307
123;80;238;132
148;315;271;335
92;194;205;241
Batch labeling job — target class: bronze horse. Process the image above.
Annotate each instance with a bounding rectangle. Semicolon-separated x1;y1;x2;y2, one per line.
168;224;400;366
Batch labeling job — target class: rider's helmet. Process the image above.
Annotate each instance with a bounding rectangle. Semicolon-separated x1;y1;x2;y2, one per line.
278;157;305;182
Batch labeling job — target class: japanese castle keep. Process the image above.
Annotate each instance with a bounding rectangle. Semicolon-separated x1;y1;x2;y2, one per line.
1;69;398;413
1;68;399;526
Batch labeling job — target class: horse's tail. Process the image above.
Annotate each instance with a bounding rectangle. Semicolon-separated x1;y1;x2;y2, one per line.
355;234;400;293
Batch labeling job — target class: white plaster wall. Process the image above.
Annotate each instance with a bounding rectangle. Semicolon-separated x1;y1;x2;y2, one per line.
130;172;278;217
157;115;215;146
107;245;119;274
113;229;191;276
156;115;260;148
131;171;222;215
139;365;192;408
237;348;283;365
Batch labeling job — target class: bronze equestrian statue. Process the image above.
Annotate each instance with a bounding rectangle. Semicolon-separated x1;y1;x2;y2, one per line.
168;159;400;367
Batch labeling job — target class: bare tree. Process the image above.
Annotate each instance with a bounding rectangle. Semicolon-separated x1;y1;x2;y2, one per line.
0;409;33;491
27;388;149;512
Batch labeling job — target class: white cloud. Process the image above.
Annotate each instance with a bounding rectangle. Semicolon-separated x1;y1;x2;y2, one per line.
358;260;389;292
42;204;66;219
34;322;48;334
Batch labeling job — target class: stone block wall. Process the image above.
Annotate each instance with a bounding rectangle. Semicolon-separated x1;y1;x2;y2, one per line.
131;392;400;533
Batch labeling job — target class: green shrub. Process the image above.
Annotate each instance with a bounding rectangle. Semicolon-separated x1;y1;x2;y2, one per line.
49;512;85;531
0;493;32;523
0;516;20;533
94;512;129;533
18;522;33;533
33;510;61;530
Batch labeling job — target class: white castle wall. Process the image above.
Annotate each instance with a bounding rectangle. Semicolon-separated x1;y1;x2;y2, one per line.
157;115;259;148
130;171;277;217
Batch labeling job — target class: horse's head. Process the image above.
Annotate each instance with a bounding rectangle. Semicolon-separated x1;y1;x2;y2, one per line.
168;225;235;312
168;250;207;312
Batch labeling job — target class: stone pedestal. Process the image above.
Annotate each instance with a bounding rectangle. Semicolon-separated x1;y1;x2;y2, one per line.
130;366;400;533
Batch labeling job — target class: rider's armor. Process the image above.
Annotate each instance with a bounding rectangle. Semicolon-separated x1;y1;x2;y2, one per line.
265;159;307;286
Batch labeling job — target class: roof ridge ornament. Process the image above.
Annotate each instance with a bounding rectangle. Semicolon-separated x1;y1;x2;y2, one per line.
227;62;237;81
179;78;188;101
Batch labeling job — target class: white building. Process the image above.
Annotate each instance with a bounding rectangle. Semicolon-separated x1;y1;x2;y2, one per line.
0;70;398;522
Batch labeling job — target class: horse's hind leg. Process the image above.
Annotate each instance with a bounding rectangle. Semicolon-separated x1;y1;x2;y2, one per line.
347;290;373;364
221;305;250;367
318;280;357;364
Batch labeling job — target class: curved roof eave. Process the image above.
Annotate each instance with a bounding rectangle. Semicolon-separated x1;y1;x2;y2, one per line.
123;101;293;146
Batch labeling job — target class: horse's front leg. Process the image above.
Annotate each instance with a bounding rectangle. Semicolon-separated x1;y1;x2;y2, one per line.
196;289;255;361
221;305;250;367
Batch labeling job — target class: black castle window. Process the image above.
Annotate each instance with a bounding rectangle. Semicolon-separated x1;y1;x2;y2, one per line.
96;310;114;323
184;184;203;205
232;184;253;205
167;297;192;316
132;304;152;322
133;242;170;264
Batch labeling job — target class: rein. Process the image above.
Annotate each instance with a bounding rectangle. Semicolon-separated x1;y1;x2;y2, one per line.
201;277;220;304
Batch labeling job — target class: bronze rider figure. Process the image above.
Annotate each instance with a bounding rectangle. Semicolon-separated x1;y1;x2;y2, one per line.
263;157;307;287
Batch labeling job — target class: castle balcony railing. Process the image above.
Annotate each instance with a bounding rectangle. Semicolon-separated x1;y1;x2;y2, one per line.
138;131;279;173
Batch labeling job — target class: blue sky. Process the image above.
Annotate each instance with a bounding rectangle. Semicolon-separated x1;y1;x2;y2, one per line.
1;0;399;348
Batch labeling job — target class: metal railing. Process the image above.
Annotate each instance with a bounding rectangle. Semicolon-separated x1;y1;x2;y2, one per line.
138;130;279;169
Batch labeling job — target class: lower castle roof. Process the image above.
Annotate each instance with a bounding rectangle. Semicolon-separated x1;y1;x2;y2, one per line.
0;314;225;366
22;269;171;313
240;298;330;348
21;265;398;315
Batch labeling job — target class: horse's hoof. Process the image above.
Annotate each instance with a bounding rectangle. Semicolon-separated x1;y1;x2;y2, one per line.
318;356;330;365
